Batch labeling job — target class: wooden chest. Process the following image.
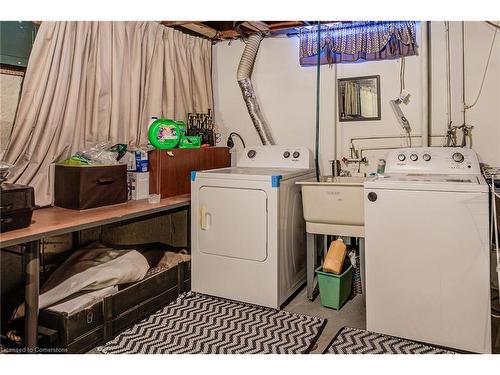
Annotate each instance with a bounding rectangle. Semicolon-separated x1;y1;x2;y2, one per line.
149;147;231;198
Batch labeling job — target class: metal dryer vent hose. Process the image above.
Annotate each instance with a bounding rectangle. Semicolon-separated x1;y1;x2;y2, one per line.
237;33;275;145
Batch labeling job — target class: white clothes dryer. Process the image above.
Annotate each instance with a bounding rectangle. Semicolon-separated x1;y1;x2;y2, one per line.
191;146;314;308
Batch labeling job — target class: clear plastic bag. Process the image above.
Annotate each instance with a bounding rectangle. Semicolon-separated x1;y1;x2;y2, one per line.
74;142;119;165
60;143;129;165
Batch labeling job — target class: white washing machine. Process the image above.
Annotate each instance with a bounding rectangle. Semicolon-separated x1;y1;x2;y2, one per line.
191;146;314;308
364;147;491;353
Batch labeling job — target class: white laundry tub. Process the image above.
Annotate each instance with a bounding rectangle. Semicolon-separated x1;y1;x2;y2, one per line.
298;176;369;301
297;176;368;229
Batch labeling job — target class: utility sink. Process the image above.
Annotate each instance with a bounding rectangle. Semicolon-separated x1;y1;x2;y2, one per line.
298;176;369;302
297;176;369;228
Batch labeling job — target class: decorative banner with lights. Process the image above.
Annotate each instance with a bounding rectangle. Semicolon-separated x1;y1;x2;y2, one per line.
299;21;418;66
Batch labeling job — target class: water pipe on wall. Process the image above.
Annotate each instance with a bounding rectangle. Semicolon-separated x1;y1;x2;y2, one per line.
444;21;453;130
314;21;321;181
332;63;339;177
348;134;447;153
444;22;498;147
421;21;431;147
346;134;448;173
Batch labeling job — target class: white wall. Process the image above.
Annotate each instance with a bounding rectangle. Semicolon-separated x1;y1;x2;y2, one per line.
212;36;336;173
212;21;500;175
433;22;500;166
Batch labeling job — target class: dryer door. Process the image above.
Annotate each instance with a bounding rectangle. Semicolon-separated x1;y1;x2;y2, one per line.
198;186;268;261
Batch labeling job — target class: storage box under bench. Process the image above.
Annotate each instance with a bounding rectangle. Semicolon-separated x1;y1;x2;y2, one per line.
37;261;190;353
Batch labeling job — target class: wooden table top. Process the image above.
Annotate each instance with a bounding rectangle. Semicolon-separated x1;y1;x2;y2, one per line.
0;194;191;248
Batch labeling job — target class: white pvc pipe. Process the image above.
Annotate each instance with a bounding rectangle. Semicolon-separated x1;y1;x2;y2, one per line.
421;22;430;147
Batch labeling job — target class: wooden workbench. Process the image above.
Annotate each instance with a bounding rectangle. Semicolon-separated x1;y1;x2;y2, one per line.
0;194;191;350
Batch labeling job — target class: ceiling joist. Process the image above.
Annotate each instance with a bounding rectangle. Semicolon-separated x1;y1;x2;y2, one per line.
179;22;219;39
161;21;312;41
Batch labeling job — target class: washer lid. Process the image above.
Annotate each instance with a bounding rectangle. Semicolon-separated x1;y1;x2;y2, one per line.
364;173;489;192
195;167;314;181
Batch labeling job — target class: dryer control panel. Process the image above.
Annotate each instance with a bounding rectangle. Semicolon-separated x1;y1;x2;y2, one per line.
237;146;314;169
384;147;481;175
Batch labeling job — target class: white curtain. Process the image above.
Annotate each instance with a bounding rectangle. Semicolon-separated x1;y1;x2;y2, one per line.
4;21;213;206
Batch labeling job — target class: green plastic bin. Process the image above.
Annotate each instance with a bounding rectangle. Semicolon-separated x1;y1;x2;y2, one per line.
315;260;353;310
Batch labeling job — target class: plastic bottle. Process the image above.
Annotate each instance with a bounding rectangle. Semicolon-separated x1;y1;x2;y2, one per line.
323;239;347;275
377;159;386;174
148;116;159;131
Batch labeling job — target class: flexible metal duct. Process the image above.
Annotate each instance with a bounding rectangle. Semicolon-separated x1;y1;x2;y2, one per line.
237;33;275;145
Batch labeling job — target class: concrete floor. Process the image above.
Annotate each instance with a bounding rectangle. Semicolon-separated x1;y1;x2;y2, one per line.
284;289;366;353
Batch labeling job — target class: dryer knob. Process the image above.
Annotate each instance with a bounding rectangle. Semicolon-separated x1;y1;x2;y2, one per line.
283;151;290;158
247;149;257;159
423;153;431;161
397;154;406;161
410;154;418;161
292;151;300;159
367;192;378;202
452;152;464;163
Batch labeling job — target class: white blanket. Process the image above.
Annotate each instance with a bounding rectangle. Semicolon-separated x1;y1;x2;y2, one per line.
11;243;149;320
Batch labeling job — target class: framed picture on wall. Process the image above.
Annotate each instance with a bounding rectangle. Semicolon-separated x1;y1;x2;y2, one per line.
338;75;381;122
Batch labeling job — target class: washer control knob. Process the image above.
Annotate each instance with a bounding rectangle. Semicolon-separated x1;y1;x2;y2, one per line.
422;153;431;161
367;192;378;202
247;149;257;159
283;151;290;158
410;154;418;161
397;154;406;161
292;151;300;159
452;152;464;163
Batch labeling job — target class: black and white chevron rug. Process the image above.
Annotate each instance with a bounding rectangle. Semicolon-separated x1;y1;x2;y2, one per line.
324;327;457;354
97;292;326;354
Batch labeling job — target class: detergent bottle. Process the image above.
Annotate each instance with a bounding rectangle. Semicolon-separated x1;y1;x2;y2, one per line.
148;119;186;149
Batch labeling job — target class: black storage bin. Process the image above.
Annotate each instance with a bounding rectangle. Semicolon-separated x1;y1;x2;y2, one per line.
38;261;191;353
0;183;35;232
54;164;127;210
